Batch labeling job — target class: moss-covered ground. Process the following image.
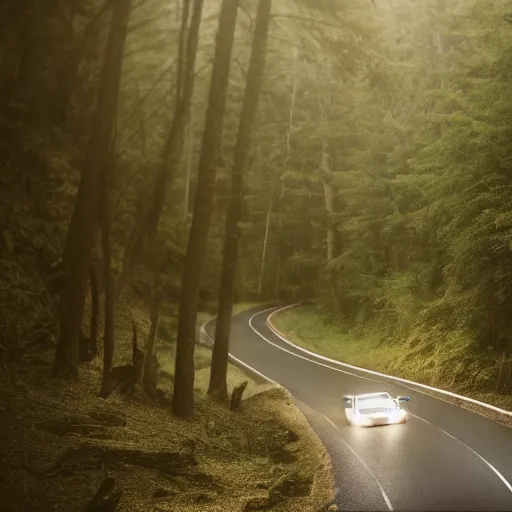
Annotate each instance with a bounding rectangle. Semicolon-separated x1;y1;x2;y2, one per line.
0;304;334;511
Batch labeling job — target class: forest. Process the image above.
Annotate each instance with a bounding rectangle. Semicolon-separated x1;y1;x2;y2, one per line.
0;0;511;510
265;0;512;406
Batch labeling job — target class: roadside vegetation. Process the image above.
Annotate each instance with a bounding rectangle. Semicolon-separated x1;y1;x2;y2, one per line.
272;305;512;414
0;304;333;511
259;0;512;414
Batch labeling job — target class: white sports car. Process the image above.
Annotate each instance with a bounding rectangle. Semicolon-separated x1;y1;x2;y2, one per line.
343;391;411;427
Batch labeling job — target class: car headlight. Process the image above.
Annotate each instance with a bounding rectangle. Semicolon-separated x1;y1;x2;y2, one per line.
390;409;406;423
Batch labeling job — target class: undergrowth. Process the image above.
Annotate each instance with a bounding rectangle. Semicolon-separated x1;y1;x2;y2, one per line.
272;305;512;413
0;303;334;511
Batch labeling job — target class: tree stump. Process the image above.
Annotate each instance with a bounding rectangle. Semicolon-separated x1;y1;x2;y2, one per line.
230;381;248;411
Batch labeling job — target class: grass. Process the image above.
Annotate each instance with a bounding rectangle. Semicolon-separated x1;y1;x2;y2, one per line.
272;306;401;371
271;305;512;422
232;302;263;316
271;305;454;382
0;302;334;511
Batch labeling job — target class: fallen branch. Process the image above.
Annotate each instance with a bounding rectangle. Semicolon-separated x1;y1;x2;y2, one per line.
83;476;122;512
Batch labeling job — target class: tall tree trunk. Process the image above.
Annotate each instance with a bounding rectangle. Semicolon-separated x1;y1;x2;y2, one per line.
273;48;298;302
89;263;100;357
285;47;299;159
115;0;203;302
318;53;341;309
321;142;335;262
209;0;272;400
101;157;115;383
172;0;240;418
175;0;191;109
274;178;285;302
257;179;275;300
183;119;194;220
53;0;133;379
142;273;160;396
321;141;340;309
16;1;37;90
52;1;111;126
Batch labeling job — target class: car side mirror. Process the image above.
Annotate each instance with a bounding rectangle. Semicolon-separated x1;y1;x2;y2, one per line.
343;396;353;408
397;396;411;402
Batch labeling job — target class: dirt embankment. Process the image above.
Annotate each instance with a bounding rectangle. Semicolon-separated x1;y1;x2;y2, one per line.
0;324;334;511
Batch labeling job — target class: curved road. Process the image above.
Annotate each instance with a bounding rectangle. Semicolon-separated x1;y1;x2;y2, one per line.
214;305;512;511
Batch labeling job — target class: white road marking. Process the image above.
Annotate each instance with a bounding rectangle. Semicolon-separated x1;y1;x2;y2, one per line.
248;308;512;497
248;309;379;383
323;414;394;511
266;304;512;418
200;316;277;385
203;310;390;508
411;414;512;495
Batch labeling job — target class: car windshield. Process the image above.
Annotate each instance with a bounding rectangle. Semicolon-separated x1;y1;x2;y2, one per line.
357;397;396;414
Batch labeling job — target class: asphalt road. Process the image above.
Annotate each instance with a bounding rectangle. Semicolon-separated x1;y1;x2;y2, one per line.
214;305;512;511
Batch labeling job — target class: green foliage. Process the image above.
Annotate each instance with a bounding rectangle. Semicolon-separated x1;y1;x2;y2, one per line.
2;0;512;398
245;0;512;397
